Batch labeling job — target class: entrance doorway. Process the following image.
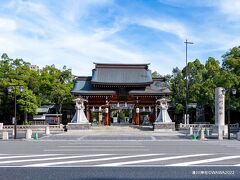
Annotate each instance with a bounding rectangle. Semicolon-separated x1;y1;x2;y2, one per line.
111;109;133;124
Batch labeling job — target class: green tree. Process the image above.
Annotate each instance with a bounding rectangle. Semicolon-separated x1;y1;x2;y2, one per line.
38;65;74;113
18;88;38;123
0;53;74;124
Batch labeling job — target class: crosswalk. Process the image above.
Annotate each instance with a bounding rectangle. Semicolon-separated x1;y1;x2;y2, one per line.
0;153;240;167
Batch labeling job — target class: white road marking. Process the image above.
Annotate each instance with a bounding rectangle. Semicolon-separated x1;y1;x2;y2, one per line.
24;154;161;167
151;136;156;140
58;146;145;148
0;154;110;165
0;154;60;160
44;149;148;152
167;155;240;166
96;154;210;166
232;163;240;166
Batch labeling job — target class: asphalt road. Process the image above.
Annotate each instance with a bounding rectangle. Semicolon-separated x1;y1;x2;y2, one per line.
0;130;240;179
0;167;239;180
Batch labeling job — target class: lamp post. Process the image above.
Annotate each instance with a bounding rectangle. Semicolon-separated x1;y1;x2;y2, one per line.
227;88;236;140
184;39;193;124
7;86;24;139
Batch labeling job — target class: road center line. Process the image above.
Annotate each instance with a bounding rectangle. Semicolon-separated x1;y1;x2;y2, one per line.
58;146;145;148
44;149;148;152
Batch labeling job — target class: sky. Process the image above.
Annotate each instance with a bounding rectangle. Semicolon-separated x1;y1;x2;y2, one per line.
1;0;240;76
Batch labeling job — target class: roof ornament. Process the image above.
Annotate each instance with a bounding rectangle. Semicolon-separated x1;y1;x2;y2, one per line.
71;96;89;124
74;96;88;110
155;98;172;123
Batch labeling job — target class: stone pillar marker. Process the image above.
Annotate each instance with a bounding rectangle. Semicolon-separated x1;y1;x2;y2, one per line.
68;97;91;130
153;98;175;131
215;87;225;140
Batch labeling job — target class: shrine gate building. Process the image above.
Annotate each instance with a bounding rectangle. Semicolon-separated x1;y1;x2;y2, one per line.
71;63;171;126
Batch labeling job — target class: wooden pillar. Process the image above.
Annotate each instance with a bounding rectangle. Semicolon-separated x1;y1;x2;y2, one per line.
133;112;136;125
87;107;92;123
136;107;140;125
105;107;110;126
155;105;158;121
86;105;89;120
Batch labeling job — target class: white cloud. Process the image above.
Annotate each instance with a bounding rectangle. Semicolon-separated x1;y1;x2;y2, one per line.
217;0;240;18
2;0;240;77
62;0;114;23
135;18;188;40
0;17;17;31
1;0;148;76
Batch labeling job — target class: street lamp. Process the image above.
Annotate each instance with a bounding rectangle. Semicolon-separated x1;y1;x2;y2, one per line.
184;39;194;124
7;86;24;139
227;88;236;140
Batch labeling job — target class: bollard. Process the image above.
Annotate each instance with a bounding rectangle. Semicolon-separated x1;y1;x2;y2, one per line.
236;132;240;141
45;126;50;135
204;128;207;135
193;132;197;140
34;132;38;140
25;129;32;139
2;131;9;140
206;129;210;136
189;127;193;135
200;129;205;140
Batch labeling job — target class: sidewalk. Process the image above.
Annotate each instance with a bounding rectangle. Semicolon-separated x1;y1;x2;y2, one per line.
38;125;192;141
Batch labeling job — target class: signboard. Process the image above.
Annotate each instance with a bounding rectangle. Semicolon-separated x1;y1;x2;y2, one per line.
0;123;3;130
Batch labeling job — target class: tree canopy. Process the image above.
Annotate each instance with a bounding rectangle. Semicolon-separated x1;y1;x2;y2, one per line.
0;54;74;124
170;46;240;122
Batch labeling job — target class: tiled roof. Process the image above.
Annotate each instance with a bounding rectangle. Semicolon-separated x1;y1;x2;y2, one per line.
71;79;116;95
91;68;153;84
129;81;171;95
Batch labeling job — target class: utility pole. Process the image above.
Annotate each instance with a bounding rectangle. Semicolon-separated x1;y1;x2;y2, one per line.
184;39;193;124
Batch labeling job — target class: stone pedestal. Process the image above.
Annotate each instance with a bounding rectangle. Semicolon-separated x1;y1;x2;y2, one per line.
236;132;240;141
154;98;175;131
153;122;175;131
68;97;91;130
212;125;228;136
68;123;91;130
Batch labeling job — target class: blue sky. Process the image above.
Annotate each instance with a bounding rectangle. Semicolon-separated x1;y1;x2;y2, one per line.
1;0;240;76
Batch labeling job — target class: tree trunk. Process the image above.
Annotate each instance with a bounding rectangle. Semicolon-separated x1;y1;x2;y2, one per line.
24;112;28;124
59;104;62;114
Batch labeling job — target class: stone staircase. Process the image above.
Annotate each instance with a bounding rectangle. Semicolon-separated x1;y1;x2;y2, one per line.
91;125;142;132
